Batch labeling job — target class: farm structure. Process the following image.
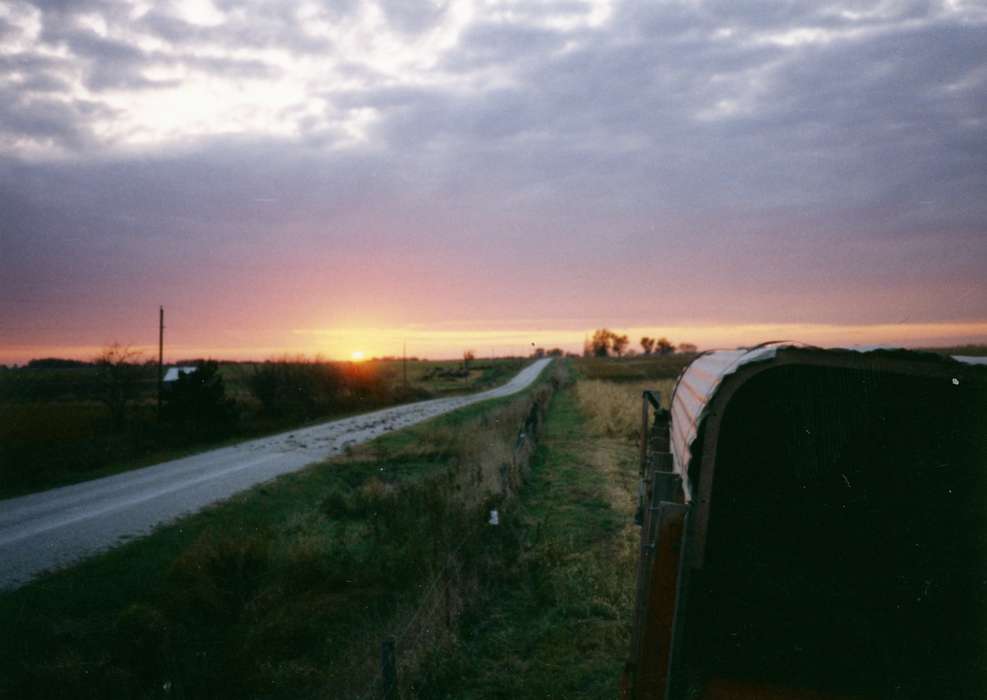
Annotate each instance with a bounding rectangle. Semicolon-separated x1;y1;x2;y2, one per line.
623;344;987;699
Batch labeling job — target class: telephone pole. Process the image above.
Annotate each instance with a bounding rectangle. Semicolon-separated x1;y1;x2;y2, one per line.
157;305;164;419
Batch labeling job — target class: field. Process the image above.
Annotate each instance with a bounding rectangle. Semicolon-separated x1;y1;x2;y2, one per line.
0;357;526;499
0;357;668;698
572;352;696;382
216;356;527;401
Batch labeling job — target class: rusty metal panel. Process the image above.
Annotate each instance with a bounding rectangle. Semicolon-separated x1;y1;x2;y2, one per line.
633;502;689;700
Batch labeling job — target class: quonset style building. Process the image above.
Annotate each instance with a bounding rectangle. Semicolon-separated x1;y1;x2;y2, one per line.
624;344;987;700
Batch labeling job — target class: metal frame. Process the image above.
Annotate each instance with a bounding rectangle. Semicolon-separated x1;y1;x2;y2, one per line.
625;390;690;700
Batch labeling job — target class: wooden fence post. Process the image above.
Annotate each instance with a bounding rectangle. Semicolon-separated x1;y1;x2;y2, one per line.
381;638;397;700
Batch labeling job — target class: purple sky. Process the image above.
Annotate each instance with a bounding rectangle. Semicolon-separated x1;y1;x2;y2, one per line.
2;0;986;361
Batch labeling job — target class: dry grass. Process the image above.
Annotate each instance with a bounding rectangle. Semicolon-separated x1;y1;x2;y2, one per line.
575;379;676;441
573;354;695;382
412;380;644;697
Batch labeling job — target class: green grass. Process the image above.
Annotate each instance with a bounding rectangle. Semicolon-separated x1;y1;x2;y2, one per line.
410;382;641;698
0;360;562;700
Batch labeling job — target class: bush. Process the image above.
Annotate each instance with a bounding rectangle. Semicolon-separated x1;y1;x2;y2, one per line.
246;358;344;418
163;361;238;440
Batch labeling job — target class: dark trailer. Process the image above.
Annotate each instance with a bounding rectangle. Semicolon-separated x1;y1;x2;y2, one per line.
624;344;987;700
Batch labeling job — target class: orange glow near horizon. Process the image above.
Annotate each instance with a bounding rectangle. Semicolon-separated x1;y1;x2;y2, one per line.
3;320;987;365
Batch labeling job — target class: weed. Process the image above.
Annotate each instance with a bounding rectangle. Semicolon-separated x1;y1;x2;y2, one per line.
575;379;676;440
411;383;641;698
573;354;694;382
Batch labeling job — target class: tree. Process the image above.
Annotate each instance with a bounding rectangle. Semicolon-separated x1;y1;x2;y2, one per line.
611;333;630;357
678;342;698;353
463;350;475;370
590;329;613;357
248;357;343;418
94;343;144;432
164;360;237;439
656;337;674;355
640;337;656;355
532;347;546;358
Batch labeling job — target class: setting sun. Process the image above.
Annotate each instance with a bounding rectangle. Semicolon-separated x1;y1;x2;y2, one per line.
351;351;365;361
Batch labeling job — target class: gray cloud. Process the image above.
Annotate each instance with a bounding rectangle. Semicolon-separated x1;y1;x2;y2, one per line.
1;0;985;334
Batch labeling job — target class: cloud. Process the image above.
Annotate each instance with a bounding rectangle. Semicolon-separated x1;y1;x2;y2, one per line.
1;0;985;357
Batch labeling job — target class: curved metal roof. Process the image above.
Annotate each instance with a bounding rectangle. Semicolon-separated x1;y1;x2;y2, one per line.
669;343;986;503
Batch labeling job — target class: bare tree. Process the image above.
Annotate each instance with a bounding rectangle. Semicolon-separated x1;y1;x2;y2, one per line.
95;343;144;432
611;333;630;357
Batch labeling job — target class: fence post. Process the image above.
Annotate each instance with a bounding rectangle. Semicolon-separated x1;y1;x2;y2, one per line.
381;638;397;700
640;393;650;476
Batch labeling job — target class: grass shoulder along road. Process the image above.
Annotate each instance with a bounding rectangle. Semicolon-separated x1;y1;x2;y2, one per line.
409;376;644;698
0;361;563;699
0;361;654;699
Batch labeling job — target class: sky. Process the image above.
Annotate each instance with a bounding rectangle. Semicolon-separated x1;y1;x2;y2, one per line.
1;0;986;363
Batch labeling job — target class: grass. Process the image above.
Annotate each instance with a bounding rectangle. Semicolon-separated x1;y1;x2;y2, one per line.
574;379;676;441
0;360;659;698
409;378;644;698
572;354;695;382
0;360;564;700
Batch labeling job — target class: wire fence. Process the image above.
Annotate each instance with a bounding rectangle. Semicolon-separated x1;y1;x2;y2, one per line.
356;395;549;699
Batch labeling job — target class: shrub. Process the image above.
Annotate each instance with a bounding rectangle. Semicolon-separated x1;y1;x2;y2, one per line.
246;358;344;418
163;360;238;440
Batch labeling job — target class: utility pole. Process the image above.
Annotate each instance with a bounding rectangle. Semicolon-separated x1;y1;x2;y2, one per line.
157;305;164;419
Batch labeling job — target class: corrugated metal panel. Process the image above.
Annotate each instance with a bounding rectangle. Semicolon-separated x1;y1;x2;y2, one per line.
669;343;987;502
672;344;792;500
670;347;780;501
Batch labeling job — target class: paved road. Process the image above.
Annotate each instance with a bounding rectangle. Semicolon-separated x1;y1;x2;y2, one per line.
0;359;553;590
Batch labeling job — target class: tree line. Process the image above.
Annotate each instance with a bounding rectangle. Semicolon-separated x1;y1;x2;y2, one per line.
583;329;697;358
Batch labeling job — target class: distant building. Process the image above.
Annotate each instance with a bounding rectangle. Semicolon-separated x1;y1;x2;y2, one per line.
163;366;198;383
